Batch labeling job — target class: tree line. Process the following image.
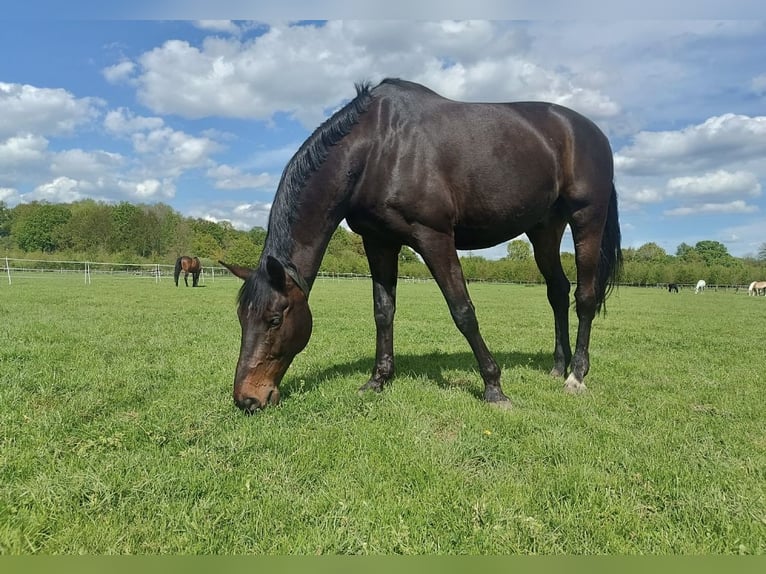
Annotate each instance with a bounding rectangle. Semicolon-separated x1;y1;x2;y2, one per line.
1;200;765;285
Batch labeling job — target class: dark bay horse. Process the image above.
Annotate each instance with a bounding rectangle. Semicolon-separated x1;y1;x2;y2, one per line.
220;78;622;413
174;256;202;287
668;283;679;293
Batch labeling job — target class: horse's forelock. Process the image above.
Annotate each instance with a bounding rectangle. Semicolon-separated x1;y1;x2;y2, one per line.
237;264;273;315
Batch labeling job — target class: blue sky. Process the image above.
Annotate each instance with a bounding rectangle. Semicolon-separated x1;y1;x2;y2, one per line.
1;8;765;257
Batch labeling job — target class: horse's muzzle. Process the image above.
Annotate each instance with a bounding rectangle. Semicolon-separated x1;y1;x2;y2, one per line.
234;386;280;413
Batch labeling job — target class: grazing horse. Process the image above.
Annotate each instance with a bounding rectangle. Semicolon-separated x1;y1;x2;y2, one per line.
695;279;706;294
219;78;622;413
753;281;766;296
174;256;202;287
668;283;679;293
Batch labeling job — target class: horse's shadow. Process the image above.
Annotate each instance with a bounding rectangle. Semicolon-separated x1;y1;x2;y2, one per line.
281;350;551;401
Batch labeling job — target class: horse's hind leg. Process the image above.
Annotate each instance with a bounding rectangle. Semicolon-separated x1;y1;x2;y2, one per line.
359;238;399;393
527;217;572;378
414;229;509;405
184;272;189;287
564;203;608;394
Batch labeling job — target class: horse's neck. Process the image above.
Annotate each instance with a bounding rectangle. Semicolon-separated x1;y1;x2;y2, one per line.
266;181;350;292
290;216;345;290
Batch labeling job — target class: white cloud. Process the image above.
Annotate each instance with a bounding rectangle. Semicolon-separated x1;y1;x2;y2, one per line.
618;186;664;211
131;126;221;176
50;149;124;180
104;108;164;134
615;113;766;176
0;134;48;166
191;201;272;230
206;164;274;190
0;82;101;138
667;170;761;200
194;20;243;36
24;176;87;203
664;200;758;216
117;178;176;200
0;187;19;203
116;21;618;127
102;60;137;84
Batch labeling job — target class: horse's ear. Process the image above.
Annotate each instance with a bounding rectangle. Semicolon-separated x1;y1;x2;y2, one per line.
265;256;286;292
218;260;252;281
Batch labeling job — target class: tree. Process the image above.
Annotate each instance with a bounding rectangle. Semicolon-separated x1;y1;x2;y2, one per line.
58;200;114;254
110;202;142;254
635;242;668;262
248;226;267;249
191;218;226;249
399;246;419;263
225;236;261;268
676;242;699;262
758;242;766;261
12;202;71;252
0;201;10;237
506;239;532;261
193;233;222;260
694;240;733;266
147;203;182;256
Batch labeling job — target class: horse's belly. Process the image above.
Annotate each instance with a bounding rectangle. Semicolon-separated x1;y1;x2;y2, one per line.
453;194;555;249
454;223;525;250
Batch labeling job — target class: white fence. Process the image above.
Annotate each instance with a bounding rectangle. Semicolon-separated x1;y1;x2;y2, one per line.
0;256;234;286
0;256;401;287
2;256;758;292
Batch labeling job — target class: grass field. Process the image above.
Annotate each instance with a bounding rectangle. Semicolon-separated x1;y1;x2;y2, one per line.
1;273;765;554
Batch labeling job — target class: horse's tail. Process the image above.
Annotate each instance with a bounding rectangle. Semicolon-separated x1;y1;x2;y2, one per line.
174;256;182;286
595;183;623;315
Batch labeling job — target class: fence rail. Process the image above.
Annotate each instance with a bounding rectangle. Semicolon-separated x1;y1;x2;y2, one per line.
1;256;761;293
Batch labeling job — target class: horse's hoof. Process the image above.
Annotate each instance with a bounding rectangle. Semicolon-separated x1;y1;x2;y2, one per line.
484;387;512;408
358;380;384;394
488;399;513;411
549;367;566;378
563;374;587;394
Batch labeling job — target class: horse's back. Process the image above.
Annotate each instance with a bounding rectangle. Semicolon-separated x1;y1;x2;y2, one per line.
350;79;614;248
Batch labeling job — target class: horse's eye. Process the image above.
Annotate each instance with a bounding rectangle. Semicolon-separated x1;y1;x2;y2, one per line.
268;315;283;328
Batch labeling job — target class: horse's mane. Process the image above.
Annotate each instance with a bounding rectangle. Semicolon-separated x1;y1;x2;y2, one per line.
238;81;376;312
263;81;375;260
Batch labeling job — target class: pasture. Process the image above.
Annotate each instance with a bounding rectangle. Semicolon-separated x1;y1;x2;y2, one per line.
0;274;764;554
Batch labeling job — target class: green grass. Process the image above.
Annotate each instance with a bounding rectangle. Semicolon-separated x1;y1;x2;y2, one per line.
1;274;765;554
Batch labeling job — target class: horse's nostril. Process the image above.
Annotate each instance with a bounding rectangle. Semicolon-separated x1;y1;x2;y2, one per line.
235;396;262;413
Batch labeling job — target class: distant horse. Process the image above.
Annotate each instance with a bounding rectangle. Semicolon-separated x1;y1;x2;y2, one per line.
668;283;679;293
174;256;202;287
752;280;766;296
694;279;706;294
219;78;622;413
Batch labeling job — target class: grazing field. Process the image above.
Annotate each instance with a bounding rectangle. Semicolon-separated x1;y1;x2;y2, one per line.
1;274;764;554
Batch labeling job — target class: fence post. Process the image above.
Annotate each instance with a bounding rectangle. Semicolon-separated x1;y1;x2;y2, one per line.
5;257;10;285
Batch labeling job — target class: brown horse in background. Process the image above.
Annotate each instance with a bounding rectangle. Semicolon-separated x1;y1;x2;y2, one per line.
174;256;202;287
220;78;622;413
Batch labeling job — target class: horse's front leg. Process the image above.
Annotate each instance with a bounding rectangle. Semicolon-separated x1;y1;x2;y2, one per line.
415;229;510;406
359;238;400;393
